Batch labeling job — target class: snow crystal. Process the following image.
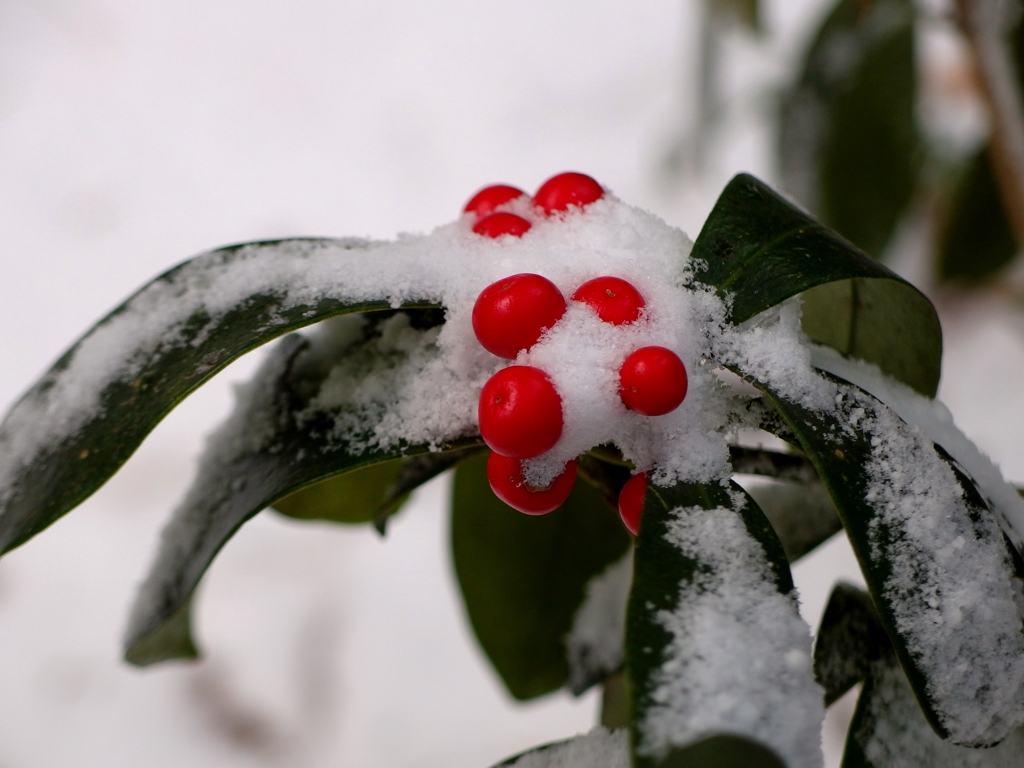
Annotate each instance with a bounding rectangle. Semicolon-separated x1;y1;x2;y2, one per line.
858;661;1024;767
499;727;628;768
636;501;824;768
565;548;633;694
845;380;1024;746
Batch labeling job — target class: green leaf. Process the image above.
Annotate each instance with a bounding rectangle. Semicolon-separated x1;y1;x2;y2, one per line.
123;595;199;667
450;452;630;701
744;479;842;562
753;371;1024;746
125;321;480;665
840;657;1024;768
813;582;891;707
937;146;1017;283
657;735;786;768
692;173;941;396
626;479;819;768
0;238;440;556
778;0;919;258
272;458;406;524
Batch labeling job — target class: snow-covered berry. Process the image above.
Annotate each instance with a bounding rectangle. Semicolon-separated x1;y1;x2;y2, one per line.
618;472;647;535
472;273;566;359
473;212;532;239
487;452;577;515
534;172;603;214
463;184;526;218
619;346;688;416
572;276;645;325
479;366;563;458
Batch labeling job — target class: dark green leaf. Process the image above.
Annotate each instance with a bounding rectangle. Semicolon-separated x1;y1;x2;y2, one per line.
813;582;891;706
692;173;941;396
451;453;630;700
0;238;440;556
657;734;786;768
753;371;1024;746
125;323;480;665
779;0;919;258
626;479;811;768
937;146;1017;283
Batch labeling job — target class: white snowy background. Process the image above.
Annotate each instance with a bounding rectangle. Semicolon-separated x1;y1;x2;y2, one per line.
0;0;1018;766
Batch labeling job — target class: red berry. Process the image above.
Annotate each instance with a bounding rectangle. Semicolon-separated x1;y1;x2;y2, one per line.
618;472;647;535
473;212;532;239
534;172;604;214
572;276;646;325
479;366;564;458
472;274;567;359
464;184;526;218
619;346;688;416
487;452;577;515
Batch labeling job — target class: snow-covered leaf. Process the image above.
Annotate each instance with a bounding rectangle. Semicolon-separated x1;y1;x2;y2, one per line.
626;479;823;768
489;727;628;768
778;0;919;259
125;316;479;665
123;595;198;667
813;583;892;707
756;372;1024;746
451;452;630;701
692;173;940;396
842;656;1024;767
937;146;1017;283
0;237;439;555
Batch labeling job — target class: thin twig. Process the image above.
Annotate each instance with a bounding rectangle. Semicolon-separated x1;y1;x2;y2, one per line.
955;0;1024;246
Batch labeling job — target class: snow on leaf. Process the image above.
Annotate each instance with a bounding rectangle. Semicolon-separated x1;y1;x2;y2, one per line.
627;480;824;768
754;371;1024;746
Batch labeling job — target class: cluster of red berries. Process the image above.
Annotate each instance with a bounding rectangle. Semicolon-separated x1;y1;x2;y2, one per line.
462;174;689;534
463;171;605;238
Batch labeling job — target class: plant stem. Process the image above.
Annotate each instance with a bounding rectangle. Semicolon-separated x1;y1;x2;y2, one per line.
955;0;1024;247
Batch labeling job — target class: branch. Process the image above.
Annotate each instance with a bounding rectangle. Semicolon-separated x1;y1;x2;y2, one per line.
956;0;1024;247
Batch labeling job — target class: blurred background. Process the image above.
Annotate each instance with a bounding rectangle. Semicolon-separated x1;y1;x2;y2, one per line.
1;0;1023;765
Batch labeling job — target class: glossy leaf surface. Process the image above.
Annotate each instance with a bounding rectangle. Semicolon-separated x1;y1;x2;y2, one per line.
0;237;439;555
692;173;941;396
779;0;919;258
451;453;630;700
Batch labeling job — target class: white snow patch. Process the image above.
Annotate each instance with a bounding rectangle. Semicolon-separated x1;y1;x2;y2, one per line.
565;548;633;693
637;501;824;768
499;727;628;768
859;661;1024;767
